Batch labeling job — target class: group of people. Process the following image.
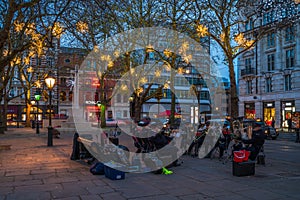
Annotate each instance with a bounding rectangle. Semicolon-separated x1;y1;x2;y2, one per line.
219;121;266;161
130;118;267;174
186;120;266;162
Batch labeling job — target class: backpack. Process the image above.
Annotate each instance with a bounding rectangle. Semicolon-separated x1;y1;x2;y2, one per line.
90;162;105;175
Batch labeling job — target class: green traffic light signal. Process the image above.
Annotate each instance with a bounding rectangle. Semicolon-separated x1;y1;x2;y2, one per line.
34;89;41;101
35;94;41;101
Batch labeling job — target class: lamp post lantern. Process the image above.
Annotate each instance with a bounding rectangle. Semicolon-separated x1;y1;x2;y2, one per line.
45;73;56;146
34;88;41;134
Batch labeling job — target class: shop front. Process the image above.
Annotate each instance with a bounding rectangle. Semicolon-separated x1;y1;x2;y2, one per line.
281;100;295;128
263;102;275;126
244;103;255;119
6;106;19;127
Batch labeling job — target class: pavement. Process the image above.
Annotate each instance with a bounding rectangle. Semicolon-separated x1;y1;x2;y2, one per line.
0;128;300;200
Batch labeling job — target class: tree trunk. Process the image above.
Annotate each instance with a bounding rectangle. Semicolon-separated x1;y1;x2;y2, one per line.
228;57;239;120
25;89;32;127
100;104;106;128
134;98;142;123
3;97;8;131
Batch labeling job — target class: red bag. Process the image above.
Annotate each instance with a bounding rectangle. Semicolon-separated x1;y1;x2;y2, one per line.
233;150;250;162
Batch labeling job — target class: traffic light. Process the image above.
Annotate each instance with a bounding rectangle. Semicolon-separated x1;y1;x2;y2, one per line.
34;88;41;101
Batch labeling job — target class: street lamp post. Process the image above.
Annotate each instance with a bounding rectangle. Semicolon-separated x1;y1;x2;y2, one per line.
45;73;56;146
196;84;203;124
97;101;101;128
155;87;163;116
34;89;41;134
129;96;134;119
31;100;36;129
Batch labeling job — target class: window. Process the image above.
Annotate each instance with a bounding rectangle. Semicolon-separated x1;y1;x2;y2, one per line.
36;57;41;66
60;91;66;101
245;19;254;31
266;78;272;93
245;58;252;72
123;110;128;118
116;94;121;103
68;91;73;101
60;78;66;86
87;61;91;69
123;94;128;103
267;32;275;47
263;11;274;25
267;54;275;71
284;75;291;91
286;49;294;68
200;91;210;100
85;79;91;85
246;80;252;94
148;52;154;60
285;26;295;42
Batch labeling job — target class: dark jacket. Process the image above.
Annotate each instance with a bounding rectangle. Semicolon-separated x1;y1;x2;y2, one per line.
150;131;171;150
243;127;265;146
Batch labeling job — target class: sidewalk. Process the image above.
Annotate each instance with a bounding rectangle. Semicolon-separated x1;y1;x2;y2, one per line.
1;128;300;200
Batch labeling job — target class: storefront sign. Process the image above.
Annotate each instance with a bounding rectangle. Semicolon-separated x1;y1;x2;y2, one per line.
85;100;98;105
266;103;273;107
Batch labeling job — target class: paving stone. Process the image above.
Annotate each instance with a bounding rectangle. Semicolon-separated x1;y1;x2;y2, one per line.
85;185;114;195
6;191;51;200
80;194;103;200
5;170;30;176
0;186;13;196
1;179;43;187
14;183;63;192
30;169;56;175
43;176;78;184
53;197;80;200
51;185;89;199
100;192;127;200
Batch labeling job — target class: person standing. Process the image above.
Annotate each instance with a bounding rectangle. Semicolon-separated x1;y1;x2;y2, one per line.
288;118;292;132
242;122;266;161
271;118;275;128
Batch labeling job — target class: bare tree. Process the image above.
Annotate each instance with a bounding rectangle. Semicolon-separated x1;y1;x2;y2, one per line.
0;0;71;131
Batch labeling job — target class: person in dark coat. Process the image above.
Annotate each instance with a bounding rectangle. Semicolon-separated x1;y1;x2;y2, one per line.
242;122;266;161
149;130;180;167
271;118;275;128
288;118;292;132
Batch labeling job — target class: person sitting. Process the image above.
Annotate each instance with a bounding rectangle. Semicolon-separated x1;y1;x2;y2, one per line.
242;122;266;161
149;129;180;172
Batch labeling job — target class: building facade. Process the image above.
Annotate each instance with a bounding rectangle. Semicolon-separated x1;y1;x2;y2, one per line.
238;2;300;128
4;39;60;127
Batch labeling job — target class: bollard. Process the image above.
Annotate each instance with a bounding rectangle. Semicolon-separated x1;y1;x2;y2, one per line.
70;132;80;160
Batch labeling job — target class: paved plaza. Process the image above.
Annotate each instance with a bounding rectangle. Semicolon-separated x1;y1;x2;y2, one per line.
1;128;300;200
